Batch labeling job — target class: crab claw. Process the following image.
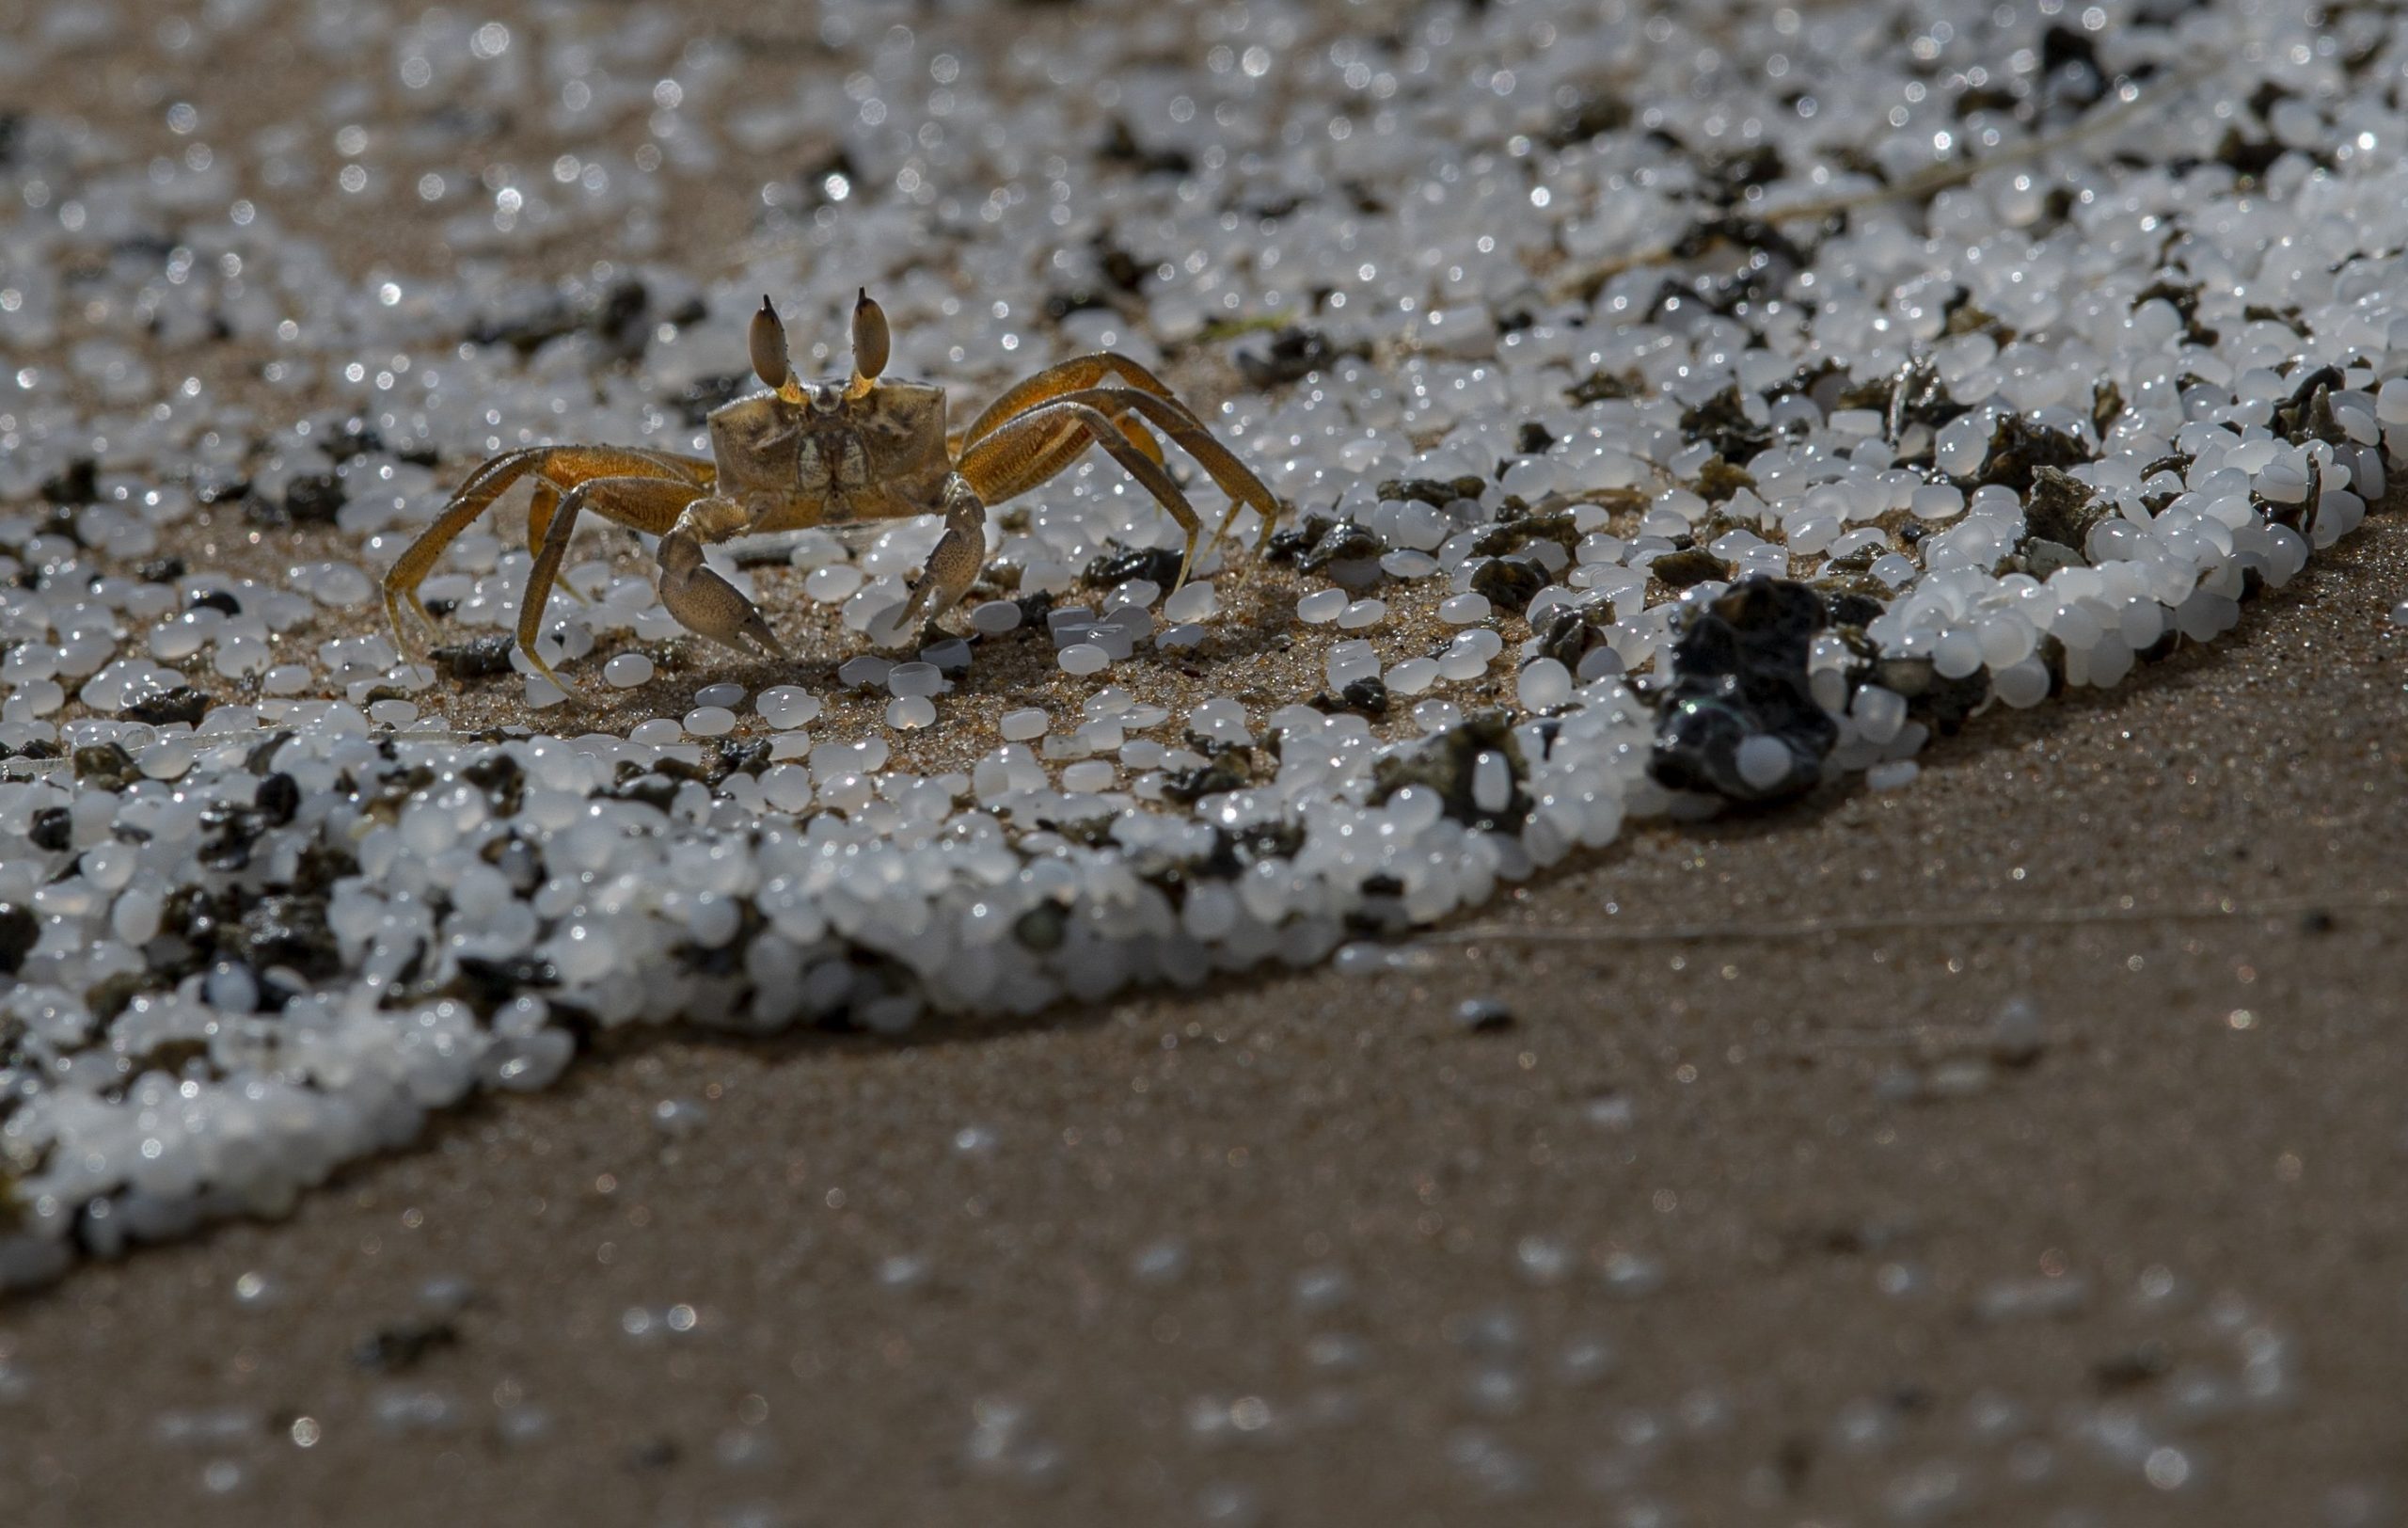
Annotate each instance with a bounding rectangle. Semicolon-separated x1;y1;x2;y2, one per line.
659;552;789;661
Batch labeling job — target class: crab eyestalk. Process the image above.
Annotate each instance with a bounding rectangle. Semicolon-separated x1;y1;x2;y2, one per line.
847;288;889;400
751;294;800;400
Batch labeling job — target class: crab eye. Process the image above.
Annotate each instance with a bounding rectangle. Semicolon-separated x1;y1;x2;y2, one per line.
750;294;791;390
851;288;890;384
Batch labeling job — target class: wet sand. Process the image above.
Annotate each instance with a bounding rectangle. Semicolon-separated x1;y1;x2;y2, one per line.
4;517;2404;1526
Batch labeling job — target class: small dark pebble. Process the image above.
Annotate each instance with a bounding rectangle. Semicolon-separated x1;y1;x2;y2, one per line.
126;685;211;726
135;556;186;583
625;1438;682;1472
28;806;73;852
0;903;36;974
2299;908;2337;935
188;588;241;616
351;1318;460;1374
1455;997;1515;1033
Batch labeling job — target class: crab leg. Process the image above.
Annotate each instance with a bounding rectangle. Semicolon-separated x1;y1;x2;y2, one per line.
656;494;791;663
956;351;1212;455
516;472;721;688
1041;386;1282;553
381;444;713;653
957;398;1211;590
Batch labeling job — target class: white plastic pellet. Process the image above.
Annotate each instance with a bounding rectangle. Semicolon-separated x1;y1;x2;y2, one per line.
1000;708;1050;740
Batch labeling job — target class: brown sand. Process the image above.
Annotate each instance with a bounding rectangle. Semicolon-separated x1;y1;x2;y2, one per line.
8;0;2408;1518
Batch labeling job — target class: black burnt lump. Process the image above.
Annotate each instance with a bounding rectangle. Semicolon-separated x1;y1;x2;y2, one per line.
1295;518;1385;573
1377;476;1488;508
1469;555;1549;614
1972;414;2091;493
1161;750;1252;805
1338;676;1389;717
1649;548;1733;591
2273;364;2349;446
74;741;136;789
1368;708;1533;833
1084;543;1187;590
0;904;38;974
2021;467;2111;554
1263;514;1333;563
250;472;347;528
234;894;343;981
1679;386;1773;460
1565;369;1647;406
40;458;100;505
1534;607;1616;672
353;1318;461;1374
125;685;211;726
1234;326;1356;389
1649;577;1836;804
1869;654;1991;737
28;806;72;852
1468;511;1580;559
1694;457;1757;502
254;772;302;826
430;632;519;680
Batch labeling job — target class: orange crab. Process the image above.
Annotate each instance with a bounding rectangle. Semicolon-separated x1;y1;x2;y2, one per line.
381;290;1282;683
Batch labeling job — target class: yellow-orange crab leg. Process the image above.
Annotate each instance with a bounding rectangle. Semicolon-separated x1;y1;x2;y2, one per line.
1041;386;1282;553
956;351;1208;454
382;445;714;653
958;399;1210;588
525;449;715;570
515;472;719;688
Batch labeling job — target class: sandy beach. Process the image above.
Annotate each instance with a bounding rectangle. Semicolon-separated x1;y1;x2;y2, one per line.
4;0;2406;1520
0;517;2399;1526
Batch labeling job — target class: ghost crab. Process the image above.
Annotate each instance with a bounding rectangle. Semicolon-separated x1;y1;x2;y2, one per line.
381;289;1283;685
